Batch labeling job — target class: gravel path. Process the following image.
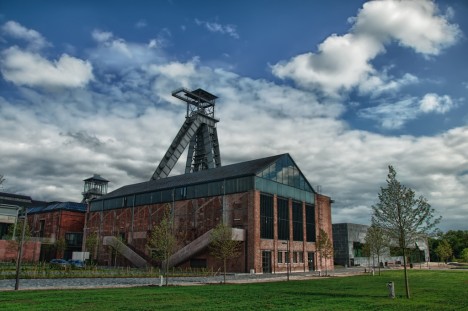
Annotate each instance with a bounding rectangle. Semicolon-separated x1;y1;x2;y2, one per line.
0;268;364;291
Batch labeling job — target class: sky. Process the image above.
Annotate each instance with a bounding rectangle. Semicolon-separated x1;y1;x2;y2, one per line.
1;0;467;232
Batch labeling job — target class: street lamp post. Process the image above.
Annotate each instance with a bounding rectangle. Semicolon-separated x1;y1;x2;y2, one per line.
14;208;27;290
282;241;290;281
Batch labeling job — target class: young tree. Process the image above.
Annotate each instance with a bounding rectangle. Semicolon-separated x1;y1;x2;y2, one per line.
365;225;388;276
372;165;440;299
55;237;67;258
147;205;177;286
210;223;242;284
461;248;468;263
316;228;333;275
435;240;453;263
85;232;99;262
0;174;5;187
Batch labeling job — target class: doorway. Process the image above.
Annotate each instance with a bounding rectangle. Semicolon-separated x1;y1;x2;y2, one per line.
308;252;315;271
262;251;272;273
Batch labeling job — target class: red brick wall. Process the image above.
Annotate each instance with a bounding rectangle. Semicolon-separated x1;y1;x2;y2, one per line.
0;240;41;262
28;210;85;241
87;192;253;270
85;190;334;273
316;193;334;270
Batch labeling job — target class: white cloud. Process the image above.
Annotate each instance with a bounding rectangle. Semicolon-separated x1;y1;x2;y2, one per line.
359;93;456;129
358;97;420;129
91;29;113;43
89;29;166;69
352;0;461;56
272;0;460;96
195;19;239;39
1;21;49;50
419;93;454;113
0;46;94;88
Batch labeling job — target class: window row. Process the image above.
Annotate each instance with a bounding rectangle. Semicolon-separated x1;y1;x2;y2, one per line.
277;251;304;264
260;194;316;242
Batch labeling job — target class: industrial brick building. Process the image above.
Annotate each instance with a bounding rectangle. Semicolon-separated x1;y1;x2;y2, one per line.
85;88;334;273
86;153;333;273
27;202;87;261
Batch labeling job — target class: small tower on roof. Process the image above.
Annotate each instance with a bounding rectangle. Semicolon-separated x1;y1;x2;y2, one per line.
82;174;109;203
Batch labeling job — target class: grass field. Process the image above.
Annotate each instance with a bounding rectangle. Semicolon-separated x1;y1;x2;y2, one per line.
1;270;467;311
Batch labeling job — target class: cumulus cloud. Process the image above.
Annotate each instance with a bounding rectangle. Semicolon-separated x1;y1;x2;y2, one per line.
1;20;49;50
419;93;454;113
0;46;94;88
195;19;239;39
271;0;460;96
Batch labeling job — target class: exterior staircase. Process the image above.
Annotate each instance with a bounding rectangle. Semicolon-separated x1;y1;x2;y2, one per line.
103;236;149;268
165;228;245;268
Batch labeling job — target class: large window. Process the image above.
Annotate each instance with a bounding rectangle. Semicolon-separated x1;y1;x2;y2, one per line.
305;204;316;242
277;197;289;240
260;194;274;239
292;201;303;241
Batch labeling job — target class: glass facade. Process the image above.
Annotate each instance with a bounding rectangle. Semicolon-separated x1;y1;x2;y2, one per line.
305;204;316;242
292;201;303;241
277;197;289;240
260;194;274;239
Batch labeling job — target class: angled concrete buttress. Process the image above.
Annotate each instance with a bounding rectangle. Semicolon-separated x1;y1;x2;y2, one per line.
103;236;149;268
164;228;245;268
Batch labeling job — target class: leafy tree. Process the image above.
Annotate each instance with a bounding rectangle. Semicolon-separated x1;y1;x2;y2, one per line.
435;240;453;263
461;248;468;263
443;230;468;259
372;165;440;299
317;228;333;275
147;205;177;286
85;232;99;262
364;225;388;275
210;223;242;284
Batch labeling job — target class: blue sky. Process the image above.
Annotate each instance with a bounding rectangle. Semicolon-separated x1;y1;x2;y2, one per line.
1;0;467;231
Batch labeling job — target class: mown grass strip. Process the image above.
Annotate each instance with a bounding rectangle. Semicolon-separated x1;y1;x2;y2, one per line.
1;270;467;311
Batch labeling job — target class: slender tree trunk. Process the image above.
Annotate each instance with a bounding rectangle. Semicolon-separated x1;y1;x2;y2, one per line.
378;254;381;276
403;248;410;298
223;258;226;284
165;250;169;286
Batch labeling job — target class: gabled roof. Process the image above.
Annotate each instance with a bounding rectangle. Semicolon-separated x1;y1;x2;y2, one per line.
28;202;87;214
95;153;315;202
97;154;287;200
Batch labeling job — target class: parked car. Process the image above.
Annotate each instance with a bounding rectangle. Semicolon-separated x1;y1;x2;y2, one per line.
50;259;71;269
68;259;85;268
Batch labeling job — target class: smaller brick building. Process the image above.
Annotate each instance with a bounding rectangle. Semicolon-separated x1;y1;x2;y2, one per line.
27;202;86;261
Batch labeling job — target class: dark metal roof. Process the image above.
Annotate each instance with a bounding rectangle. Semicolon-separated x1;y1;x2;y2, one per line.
83;174;109;182
96;154;286;200
0;192;32;207
28;202;87;214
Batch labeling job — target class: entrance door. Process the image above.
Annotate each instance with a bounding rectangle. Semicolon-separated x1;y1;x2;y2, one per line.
262;251;272;273
308;252;315;271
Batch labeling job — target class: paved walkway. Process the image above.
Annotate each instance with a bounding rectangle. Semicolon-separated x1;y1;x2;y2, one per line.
0;268;364;291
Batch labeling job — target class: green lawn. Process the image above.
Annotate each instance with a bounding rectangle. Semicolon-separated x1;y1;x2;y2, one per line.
1;270;467;311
